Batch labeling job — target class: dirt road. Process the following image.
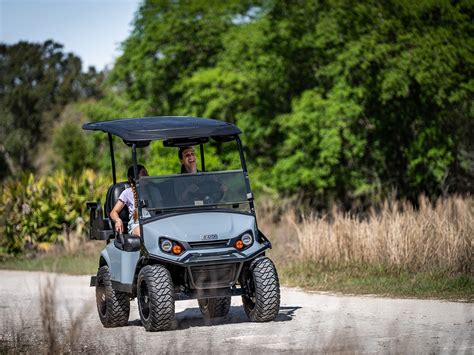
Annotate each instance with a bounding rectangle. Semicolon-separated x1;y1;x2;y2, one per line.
0;270;472;353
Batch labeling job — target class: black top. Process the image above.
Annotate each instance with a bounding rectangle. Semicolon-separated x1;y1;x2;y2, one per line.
82;116;241;142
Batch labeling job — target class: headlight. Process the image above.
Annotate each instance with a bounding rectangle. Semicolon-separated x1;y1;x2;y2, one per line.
241;233;253;246
160;238;185;255
160;239;172;252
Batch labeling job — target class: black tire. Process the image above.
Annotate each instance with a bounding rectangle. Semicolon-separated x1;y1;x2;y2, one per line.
137;265;175;331
95;266;130;327
242;256;280;322
198;297;231;319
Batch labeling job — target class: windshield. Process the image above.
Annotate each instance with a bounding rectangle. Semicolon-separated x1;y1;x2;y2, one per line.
138;170;249;213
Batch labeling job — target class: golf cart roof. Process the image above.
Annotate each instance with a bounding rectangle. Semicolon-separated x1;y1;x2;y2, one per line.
82;116;241;144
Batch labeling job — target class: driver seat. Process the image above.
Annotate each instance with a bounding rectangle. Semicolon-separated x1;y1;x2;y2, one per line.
104;182;130;229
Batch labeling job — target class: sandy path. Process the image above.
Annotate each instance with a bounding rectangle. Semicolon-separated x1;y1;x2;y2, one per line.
0;270;472;353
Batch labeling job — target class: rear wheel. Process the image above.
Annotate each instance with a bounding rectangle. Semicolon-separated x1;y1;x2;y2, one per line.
137;265;175;331
95;266;130;327
198;297;231;319
242;257;280;322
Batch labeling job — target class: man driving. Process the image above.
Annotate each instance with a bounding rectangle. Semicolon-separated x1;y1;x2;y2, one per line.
175;146;199;203
175;146;225;204
179;146;198;174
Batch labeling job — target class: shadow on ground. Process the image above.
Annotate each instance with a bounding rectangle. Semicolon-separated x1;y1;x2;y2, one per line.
127;305;302;330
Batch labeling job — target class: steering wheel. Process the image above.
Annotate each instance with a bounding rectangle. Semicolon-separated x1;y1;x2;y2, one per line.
191;180;224;203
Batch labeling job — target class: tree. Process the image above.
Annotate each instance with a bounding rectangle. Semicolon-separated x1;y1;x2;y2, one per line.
52;122;92;176
0;40;104;179
104;0;473;206
271;0;474;202
111;0;263;114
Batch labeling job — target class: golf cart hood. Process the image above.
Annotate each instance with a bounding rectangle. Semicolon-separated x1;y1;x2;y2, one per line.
142;211;255;243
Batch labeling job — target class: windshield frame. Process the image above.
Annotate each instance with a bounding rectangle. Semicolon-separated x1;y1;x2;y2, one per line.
136;169;252;214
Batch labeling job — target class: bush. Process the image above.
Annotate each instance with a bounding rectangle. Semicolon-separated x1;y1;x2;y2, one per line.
0;170;107;255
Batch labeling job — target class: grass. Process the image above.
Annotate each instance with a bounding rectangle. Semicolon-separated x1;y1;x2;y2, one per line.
0;252;98;275
1;274;111;354
278;262;473;301
0;240;102;275
1;195;472;300
262;195;473;301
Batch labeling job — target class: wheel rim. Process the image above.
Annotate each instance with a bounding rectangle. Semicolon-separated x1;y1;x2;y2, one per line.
200;299;209;312
244;272;257;310
138;278;150;320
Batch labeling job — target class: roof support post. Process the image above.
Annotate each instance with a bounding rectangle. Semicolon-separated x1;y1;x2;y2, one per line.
236;136;255;214
200;143;205;172
132;143;138;180
108;133;116;184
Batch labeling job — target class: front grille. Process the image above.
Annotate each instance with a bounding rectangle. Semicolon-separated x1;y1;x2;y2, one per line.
189;264;237;289
188;239;229;249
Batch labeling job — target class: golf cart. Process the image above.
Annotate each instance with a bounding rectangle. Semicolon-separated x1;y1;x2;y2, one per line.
83;116;280;331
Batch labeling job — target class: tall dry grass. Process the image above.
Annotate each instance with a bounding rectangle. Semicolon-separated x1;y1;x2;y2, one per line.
262;195;473;273
1;277;99;354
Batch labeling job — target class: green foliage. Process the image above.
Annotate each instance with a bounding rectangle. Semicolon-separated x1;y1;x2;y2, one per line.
78;91;149;179
88;0;474;205
52;122;93;175
0;170;107;255
273;88;369;204
111;0;258;114
0;40;104;179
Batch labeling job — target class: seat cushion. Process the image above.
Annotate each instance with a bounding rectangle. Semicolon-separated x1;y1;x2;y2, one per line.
105;182;130;225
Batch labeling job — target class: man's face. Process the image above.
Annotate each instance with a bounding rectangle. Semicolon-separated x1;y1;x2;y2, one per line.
181;147;197;173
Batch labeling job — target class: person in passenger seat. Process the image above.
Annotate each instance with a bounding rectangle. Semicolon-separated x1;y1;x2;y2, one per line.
110;165;149;236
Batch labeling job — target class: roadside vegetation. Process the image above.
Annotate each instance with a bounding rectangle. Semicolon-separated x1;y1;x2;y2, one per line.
1;170;471;299
263;195;473;301
1;1;473;300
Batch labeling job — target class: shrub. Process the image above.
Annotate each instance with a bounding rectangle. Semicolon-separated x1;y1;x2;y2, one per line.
0;170;107;255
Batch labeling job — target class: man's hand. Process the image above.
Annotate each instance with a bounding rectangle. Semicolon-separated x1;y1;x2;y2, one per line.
183;183;199;200
186;183;199;194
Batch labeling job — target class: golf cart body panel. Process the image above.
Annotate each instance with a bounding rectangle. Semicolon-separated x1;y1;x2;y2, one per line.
103;242;140;285
84;116;280;330
142;211;263;261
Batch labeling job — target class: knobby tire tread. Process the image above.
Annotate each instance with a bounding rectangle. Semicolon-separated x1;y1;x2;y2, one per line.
138;265;175;331
243;256;280;322
198;297;231;319
96;266;130;327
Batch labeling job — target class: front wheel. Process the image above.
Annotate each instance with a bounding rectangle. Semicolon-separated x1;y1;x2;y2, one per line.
137;265;175;331
198;297;231;319
96;266;130;327
242;257;280;322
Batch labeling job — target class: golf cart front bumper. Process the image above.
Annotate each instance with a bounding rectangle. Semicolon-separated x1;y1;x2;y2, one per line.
148;241;271;289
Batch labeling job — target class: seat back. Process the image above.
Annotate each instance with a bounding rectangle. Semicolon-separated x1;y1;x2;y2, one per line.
105;182;130;226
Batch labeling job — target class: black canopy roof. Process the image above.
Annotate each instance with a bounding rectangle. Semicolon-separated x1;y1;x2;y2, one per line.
82;116;241;142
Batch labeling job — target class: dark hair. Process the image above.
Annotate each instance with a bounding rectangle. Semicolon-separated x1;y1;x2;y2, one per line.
178;146;193;160
127;164;146;183
127;164;145;222
178;147;194;173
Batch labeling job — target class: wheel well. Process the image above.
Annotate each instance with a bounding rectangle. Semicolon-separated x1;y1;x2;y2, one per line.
99;256;107;268
132;258;185;295
132;258;156;296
